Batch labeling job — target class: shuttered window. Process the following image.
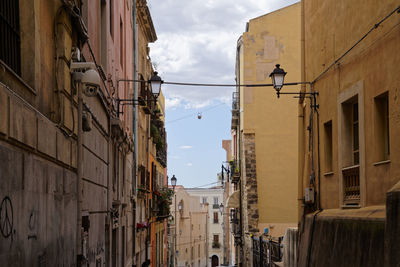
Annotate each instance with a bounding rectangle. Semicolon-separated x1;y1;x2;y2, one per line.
0;0;21;75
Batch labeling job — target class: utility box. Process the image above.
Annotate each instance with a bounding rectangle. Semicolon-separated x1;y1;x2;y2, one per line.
305;187;315;204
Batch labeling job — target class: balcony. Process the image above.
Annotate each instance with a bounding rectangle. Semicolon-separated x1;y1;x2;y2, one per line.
138;82;154;115
230;160;240;184
231;92;239;130
342;165;360;206
151;122;167;167
212;241;221;249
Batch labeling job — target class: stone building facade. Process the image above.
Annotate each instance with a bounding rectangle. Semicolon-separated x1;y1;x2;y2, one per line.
0;0;166;266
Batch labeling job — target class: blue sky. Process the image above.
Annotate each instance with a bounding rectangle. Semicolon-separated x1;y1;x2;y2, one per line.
149;0;299;187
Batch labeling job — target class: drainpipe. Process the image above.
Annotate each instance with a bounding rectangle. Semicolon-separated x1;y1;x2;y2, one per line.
77;82;83;265
236;37;244;267
132;0;138;265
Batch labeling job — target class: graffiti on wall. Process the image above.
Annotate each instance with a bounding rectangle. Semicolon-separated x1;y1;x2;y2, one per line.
0;196;13;238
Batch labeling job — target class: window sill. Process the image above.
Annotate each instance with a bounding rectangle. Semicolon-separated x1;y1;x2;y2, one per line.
324;171;334;177
373;160;391;166
341;204;361;209
0;59;36;95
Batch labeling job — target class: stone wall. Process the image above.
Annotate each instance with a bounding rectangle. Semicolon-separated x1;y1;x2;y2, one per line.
242;133;259;266
385;181;400;267
0;84;77;266
298;208;385;267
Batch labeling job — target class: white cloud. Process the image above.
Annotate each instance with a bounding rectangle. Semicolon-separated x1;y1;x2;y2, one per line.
179;145;193;150
149;0;299;109
186;163;193;167
165;97;182;110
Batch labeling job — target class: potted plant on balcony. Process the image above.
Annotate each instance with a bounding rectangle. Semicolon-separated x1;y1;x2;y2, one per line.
212;241;221;249
155;188;173;221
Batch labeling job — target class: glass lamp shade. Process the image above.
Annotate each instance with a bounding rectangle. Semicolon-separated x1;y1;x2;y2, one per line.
219;203;224;214
149;71;162;98
269;64;287;91
171;175;177;188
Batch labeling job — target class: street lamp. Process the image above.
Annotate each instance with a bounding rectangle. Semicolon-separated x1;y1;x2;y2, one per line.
170;175;178;267
268;64;318;103
171;175;177;190
219;203;224;215
269;64;287;94
149;71;163;99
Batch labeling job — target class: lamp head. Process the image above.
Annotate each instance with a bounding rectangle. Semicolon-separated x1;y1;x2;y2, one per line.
149;71;163;99
269;64;287;94
171;175;177;190
219;203;224;214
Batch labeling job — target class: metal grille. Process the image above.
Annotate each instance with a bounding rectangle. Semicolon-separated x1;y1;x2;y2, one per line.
0;0;21;75
343;165;360;205
252;236;283;267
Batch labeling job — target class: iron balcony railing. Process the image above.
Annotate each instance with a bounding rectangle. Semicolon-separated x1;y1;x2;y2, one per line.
342;165;360;205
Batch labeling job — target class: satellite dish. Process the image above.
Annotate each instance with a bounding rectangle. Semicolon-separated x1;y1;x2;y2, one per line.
197;112;202;119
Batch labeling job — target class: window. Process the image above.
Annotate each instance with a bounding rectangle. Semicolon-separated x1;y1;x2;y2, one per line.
100;0;107;72
109;0;113;37
0;0;21;75
324;121;333;172
213;234;219;243
213;197;218;205
202;197;207;204
342;97;359;167
374;92;389;161
212;234;220;248
352;102;359;165
120;18;123;68
213;212;219;224
340;90;362;206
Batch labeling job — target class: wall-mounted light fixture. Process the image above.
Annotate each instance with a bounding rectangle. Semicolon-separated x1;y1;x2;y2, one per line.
116;71;163;116
171;175;177;191
219;203;224;215
269;64;318;105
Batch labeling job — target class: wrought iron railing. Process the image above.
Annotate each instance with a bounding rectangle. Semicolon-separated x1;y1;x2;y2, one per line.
342;165;360;205
252;236;283;267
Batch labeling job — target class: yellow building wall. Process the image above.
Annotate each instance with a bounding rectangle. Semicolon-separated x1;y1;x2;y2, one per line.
241;3;301;232
301;0;400;209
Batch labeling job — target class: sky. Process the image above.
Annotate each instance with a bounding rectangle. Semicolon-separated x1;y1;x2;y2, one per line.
148;0;299;188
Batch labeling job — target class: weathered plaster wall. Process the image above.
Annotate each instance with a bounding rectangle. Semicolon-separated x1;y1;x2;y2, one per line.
239;1;300;236
302;0;400;209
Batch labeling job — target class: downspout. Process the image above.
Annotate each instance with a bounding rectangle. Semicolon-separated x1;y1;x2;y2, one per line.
77;82;83;265
132;0;138;265
236;36;244;267
299;0;306;222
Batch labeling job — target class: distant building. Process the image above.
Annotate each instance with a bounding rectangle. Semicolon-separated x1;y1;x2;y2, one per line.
169;186;208;267
186;186;224;267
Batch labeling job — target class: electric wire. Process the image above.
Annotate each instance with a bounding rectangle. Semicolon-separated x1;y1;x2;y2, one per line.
312;5;400;84
166;102;226;124
190;182;219;188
